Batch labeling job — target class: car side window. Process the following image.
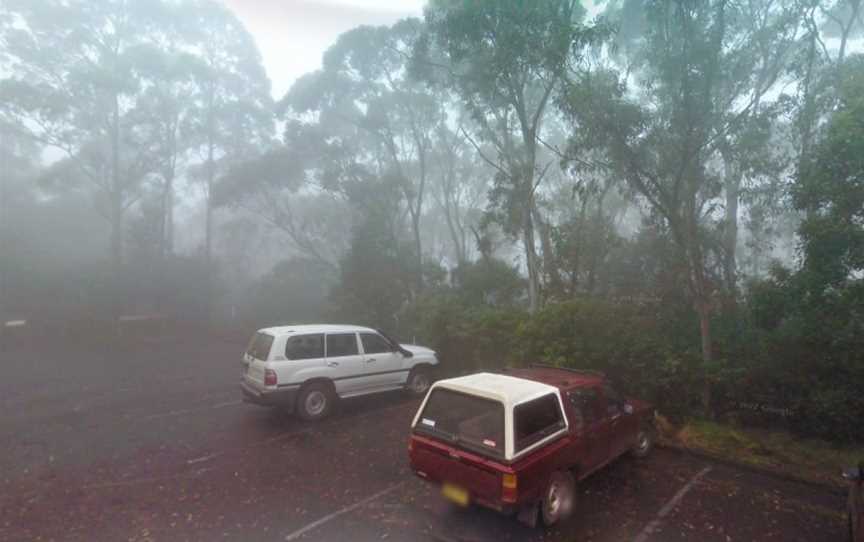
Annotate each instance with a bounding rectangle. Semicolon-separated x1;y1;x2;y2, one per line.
604;385;625;417
568;388;602;428
360;333;393;355
326;333;358;357
514;393;566;453
284;334;324;360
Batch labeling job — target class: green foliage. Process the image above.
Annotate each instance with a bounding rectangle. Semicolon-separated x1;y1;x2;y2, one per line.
451;258;525;307
517;300;703;418
329;178;419;330
742;267;864;442
400;293;527;375
243;258;336;328
795;55;864;290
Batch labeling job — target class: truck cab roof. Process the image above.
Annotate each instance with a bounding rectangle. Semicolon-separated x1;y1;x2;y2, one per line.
504;366;606;393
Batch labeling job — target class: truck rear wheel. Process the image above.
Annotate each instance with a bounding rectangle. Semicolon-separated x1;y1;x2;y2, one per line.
541;471;575;526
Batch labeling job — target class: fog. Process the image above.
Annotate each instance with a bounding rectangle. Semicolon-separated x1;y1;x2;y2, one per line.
1;1;864;540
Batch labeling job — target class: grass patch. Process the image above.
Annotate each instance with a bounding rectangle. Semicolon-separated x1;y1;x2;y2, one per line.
657;417;864;487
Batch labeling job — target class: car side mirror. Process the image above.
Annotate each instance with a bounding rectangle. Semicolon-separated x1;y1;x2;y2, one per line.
623;403;634;415
400;348;413;358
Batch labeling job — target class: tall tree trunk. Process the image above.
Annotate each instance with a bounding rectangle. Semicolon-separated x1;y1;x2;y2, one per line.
0;130;7;323
155;173;174;314
413;149;426;292
524;203;540;313
522;140;541;313
205;137;214;322
798;14;819;180
442;190;466;265
696;294;713;414
204;83;215;323
534;207;561;298
165;182;174;255
411;209;423;291
722;152;741;294
110;93;123;321
205;147;213;266
158;174;174;260
688;233;714;417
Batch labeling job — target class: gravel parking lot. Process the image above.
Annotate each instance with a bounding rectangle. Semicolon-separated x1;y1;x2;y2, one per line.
0;334;847;541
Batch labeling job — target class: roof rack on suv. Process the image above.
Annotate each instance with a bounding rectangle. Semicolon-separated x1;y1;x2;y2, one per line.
528;363;606;378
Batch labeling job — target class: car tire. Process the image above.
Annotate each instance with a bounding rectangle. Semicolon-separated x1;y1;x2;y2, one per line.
296;382;333;421
631;424;654;458
406;367;431;396
541;470;575;526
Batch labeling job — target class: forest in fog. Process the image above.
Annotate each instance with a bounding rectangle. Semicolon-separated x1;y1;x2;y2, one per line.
1;0;863;440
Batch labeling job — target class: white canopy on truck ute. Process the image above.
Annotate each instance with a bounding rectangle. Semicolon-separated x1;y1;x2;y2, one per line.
411;372;568;461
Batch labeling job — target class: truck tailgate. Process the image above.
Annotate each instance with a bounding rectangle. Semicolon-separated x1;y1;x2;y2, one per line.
411;435;503;504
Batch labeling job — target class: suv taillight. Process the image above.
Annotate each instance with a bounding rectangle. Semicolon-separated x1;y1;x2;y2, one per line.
502;473;517;503
264;369;277;386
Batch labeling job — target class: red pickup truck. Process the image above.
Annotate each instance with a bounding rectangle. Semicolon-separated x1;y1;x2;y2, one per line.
408;367;655;526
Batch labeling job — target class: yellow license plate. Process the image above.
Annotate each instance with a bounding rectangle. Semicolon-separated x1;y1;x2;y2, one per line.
442;483;469;507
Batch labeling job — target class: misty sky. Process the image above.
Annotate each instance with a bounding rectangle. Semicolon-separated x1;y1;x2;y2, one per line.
222;0;426;99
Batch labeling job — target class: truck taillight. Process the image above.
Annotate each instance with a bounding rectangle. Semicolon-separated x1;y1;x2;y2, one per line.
264;369;277;386
502;473;517;503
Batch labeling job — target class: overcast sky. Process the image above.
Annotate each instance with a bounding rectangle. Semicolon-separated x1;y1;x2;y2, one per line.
222;0;426;99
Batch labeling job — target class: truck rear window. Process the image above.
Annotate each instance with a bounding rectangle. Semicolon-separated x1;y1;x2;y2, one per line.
246;332;274;361
414;388;504;459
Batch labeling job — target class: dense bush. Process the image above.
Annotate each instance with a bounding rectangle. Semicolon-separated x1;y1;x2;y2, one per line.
402;296;704;420
401;284;864;443
742;269;864;443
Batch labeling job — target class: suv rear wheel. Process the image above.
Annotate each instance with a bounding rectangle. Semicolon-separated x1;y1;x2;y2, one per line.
541;471;575;526
297;382;333;421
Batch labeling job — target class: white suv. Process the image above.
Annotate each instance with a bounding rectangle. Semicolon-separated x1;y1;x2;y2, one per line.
240;324;438;420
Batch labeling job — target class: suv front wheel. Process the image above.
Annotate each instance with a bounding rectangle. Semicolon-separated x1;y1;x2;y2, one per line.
406;367;431;396
297;382;334;421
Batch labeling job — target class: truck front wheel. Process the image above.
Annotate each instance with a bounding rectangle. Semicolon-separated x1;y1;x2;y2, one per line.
631;424;655;458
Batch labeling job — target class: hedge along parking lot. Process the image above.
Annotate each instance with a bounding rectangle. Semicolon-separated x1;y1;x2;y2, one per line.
401;296;864;444
0;334;849;542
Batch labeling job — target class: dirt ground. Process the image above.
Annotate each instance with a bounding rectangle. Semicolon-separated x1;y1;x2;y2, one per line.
0;334;847;541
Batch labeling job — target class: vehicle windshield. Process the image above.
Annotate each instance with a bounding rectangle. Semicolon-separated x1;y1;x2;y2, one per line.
415;388;505;459
245;332;274;361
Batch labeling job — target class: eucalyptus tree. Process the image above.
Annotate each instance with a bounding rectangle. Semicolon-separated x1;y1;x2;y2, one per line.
413;0;611;312
794;55;864;291
282;19;442;290
128;3;207;260
792;0;863;197
179;0;274;271
558;0;811;412
0;119;40;318
428;123;489;266
215;122;353;273
0;0;168;316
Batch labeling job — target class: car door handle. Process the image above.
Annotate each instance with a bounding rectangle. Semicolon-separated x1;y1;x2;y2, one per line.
366;358;376;363
327;361;339;367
